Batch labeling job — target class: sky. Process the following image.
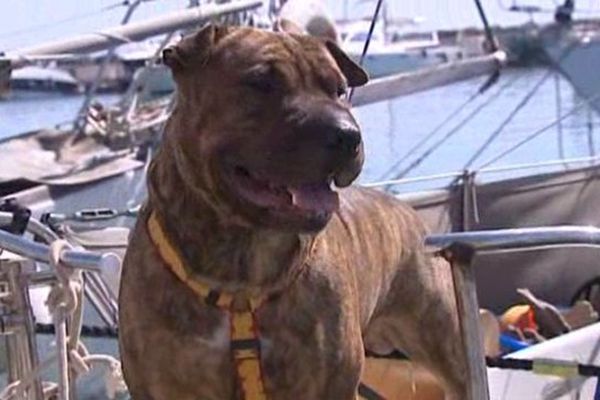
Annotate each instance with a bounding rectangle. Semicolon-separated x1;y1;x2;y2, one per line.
1;0;600;52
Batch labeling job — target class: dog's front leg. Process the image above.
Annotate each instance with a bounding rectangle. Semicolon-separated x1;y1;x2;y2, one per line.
365;253;469;400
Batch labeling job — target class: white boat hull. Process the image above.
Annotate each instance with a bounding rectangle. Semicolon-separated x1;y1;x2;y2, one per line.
348;50;444;78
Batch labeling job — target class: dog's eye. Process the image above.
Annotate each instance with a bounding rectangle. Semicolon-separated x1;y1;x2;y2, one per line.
241;68;277;94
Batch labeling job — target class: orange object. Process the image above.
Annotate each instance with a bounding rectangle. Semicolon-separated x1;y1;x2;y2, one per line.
500;304;537;332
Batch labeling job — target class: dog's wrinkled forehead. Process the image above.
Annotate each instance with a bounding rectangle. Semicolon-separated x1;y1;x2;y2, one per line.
223;31;332;73
163;25;368;88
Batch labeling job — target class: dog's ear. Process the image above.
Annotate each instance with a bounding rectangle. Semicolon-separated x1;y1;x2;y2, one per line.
324;40;369;87
162;24;229;72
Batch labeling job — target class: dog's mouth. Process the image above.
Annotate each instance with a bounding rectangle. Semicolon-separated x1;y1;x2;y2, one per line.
225;164;339;227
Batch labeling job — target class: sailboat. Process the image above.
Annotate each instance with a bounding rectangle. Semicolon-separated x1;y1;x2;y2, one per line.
3;0;600;398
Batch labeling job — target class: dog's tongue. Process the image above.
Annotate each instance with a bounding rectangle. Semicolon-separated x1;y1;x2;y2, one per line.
288;184;339;213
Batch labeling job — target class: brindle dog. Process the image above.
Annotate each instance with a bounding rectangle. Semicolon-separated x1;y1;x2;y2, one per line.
119;24;468;399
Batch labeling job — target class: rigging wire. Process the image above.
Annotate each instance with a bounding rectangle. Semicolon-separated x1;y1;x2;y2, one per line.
586;103;596;158
477;90;600;170
0;1;137;41
377;0;505;182
377;90;480;181
378;67;503;181
383;74;520;182
459;68;553;172
554;72;566;161
348;0;385;103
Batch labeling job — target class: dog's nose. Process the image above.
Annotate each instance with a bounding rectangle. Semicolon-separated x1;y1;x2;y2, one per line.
326;124;361;154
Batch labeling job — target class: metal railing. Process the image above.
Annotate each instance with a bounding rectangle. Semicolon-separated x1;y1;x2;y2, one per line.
0;211;120;325
5;212;600;399
0;228;118;273
427;225;600;253
427;225;600;400
0;215;121;400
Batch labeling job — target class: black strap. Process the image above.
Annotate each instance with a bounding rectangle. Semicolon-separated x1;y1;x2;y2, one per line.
365;349;409;360
358;383;386;400
231;338;261;352
0;198;31;236
205;290;221;306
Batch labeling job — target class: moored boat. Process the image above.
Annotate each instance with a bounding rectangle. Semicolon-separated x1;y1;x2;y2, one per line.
8;66;82;99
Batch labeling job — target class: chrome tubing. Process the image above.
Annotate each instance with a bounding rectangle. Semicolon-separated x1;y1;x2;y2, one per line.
426;226;600;252
0;229;119;273
0;212;59;244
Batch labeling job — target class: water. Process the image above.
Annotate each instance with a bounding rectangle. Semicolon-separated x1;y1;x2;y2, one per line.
354;67;600;190
0;93;119;137
2;67;598;192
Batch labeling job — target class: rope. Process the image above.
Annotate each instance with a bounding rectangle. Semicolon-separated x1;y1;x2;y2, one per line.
477;89;600;170
0;354;58;400
459;68;553;172
43;240;126;399
348;0;385;102
82;355;127;398
46;240;80;400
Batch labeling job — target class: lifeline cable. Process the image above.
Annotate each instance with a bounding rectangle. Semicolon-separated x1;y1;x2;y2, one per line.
486;357;600;378
554;72;567;161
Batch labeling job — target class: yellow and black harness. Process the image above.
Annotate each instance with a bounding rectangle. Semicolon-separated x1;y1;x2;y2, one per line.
147;211;384;400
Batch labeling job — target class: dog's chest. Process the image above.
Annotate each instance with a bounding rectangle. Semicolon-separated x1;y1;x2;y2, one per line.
191;314;230;349
165;288;362;399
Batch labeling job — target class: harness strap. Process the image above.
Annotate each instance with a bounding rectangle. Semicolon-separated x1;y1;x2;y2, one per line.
231;311;267;400
148;211;386;400
147;212;267;400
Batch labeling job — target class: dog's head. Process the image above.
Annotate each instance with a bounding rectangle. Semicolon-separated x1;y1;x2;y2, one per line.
161;24;368;232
